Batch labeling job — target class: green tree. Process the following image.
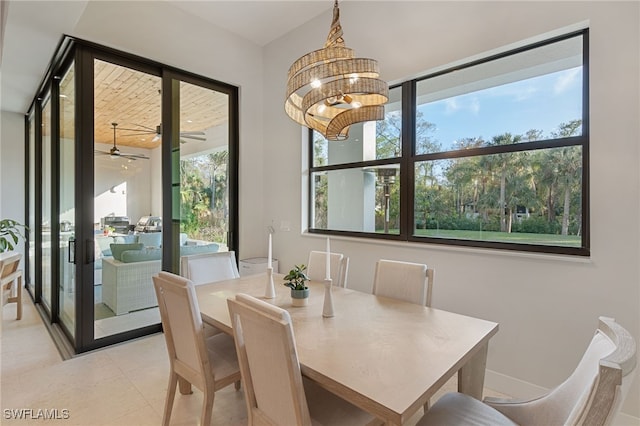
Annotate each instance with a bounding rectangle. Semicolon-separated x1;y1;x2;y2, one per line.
551;120;582;235
180;150;230;243
488;133;523;232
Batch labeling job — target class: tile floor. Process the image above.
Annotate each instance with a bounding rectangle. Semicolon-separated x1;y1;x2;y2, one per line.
1;296;505;425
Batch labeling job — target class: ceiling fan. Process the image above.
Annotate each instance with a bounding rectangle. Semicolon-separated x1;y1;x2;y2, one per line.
94;123;150;160
119;123;206;144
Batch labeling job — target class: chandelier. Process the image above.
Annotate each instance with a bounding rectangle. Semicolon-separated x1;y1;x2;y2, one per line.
284;0;388;141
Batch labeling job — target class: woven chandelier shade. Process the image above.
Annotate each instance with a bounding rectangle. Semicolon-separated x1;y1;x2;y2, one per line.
285;0;388;141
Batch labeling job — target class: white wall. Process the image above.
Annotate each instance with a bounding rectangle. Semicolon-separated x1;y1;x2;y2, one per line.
0;110;26;261
262;1;640;419
94;142;155;225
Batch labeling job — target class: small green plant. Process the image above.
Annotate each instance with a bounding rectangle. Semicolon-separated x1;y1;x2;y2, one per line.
283;264;310;290
0;219;27;253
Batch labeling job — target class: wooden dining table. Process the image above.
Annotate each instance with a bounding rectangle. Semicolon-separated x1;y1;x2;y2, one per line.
195;272;499;426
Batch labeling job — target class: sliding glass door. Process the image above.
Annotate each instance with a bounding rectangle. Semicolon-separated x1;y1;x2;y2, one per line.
25;37;238;354
40;92;53;315
174;76;238;264
58;62;76;338
92;58;162;339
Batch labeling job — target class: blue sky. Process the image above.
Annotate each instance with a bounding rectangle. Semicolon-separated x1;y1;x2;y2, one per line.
417;67;583;151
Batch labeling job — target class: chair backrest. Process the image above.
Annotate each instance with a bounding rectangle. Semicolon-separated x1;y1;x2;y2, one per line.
180;251;239;285
227;293;312;426
490;316;637;426
372;259;434;307
559;316;637;425
581;317;637;425
152;271;211;391
306;250;350;288
0;252;21;282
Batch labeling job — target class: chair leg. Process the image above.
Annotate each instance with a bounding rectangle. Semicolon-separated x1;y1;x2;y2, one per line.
424;399;430;414
201;388;214;426
234;380;241;391
16;275;22;320
178;376;193;395
163;372;178;426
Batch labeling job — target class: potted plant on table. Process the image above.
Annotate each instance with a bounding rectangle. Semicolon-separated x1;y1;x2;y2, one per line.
283;264;310;307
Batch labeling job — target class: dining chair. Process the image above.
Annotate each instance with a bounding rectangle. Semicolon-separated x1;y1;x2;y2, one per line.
180;250;240;285
152;271;241;426
1;252;23;320
372;259;434;307
181;251;240;337
417;316;637;426
306;250;350;288
227;293;382;426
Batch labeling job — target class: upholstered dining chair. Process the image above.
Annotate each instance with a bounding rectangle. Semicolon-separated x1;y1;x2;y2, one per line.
181;251;240;338
180;251;240;285
306;250;350;288
152;271;241;426
372;259;434;307
227;293;382;426
417;316;637;426
1;252;23;320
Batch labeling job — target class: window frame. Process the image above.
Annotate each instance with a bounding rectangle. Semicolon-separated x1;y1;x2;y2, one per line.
308;29;589;257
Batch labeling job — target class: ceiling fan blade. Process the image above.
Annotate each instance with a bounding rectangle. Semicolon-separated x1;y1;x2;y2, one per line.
120;131;156;137
181;135;207;141
120;152;150;160
120;124;157;132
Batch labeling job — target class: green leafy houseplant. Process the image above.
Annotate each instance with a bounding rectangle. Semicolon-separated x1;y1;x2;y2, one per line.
283;264;310;290
0;219;27;253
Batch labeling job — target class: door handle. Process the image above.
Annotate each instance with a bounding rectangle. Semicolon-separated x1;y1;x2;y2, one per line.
68;237;76;264
86;239;95;264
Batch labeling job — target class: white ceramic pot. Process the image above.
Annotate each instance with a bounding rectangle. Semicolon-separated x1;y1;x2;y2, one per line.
290;288;310;307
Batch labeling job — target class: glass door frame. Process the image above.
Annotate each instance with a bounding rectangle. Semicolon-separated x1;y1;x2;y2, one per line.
75;44;166;351
162;70;239;272
25;35;240;354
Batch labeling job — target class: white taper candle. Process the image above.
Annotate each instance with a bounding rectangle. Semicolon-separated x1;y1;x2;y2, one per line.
325;237;331;280
268;233;272;268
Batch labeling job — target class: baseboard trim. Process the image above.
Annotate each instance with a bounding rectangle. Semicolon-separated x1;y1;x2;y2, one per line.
484;369;640;425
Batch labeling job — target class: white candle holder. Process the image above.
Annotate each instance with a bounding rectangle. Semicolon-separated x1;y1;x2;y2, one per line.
322;278;334;318
265;266;276;299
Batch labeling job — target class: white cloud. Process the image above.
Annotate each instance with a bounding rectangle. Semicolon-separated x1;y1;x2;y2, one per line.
443;96;480;115
445;98;459;113
469;97;480;114
554;68;580;95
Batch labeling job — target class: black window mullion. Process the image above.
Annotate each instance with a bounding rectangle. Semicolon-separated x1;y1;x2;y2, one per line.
581;29;590;253
400;80;415;239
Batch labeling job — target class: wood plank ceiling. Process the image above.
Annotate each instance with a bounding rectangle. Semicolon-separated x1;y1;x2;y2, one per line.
59;59;228;149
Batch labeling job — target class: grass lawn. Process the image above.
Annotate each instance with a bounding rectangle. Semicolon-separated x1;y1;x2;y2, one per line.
413;228;581;246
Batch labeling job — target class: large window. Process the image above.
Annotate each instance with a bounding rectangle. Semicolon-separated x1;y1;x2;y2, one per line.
309;30;589;256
